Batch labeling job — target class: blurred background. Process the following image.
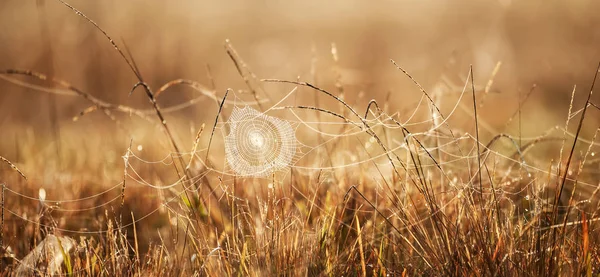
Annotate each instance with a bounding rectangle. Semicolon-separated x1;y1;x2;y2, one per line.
1;0;600;166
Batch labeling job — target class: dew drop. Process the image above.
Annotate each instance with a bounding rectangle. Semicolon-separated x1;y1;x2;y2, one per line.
38;188;46;202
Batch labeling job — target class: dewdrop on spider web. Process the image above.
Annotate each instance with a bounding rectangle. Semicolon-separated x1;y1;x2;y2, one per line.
224;106;297;177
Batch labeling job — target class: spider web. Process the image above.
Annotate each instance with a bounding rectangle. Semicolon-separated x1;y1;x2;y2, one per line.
3;70;600;269
224;106;296;177
4;76;599;223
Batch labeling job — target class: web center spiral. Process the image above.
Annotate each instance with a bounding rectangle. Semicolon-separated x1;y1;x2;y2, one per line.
224;106;296;177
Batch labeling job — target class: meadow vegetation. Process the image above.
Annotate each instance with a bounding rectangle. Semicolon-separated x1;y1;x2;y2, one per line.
1;1;600;276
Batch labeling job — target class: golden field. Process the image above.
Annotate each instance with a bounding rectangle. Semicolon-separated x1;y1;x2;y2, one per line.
1;1;600;276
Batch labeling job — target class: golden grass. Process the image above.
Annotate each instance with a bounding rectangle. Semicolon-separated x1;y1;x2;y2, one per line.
1;1;600;276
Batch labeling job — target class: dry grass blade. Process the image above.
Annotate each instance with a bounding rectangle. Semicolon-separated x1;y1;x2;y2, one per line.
549;62;600;273
57;0;187;178
186;123;205;175
56;0;139;79
155;79;217;102
503;83;537;129
1;183;4;250
0;156;27;180
390;59;449;125
274;105;362;129
120;139;133;225
0;70;227;121
205;89;230;165
225;39;268;111
0;74;76;96
582;211;589;266
0;69;149;121
344;185;432;269
470;65;483;198
554;63;599;213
